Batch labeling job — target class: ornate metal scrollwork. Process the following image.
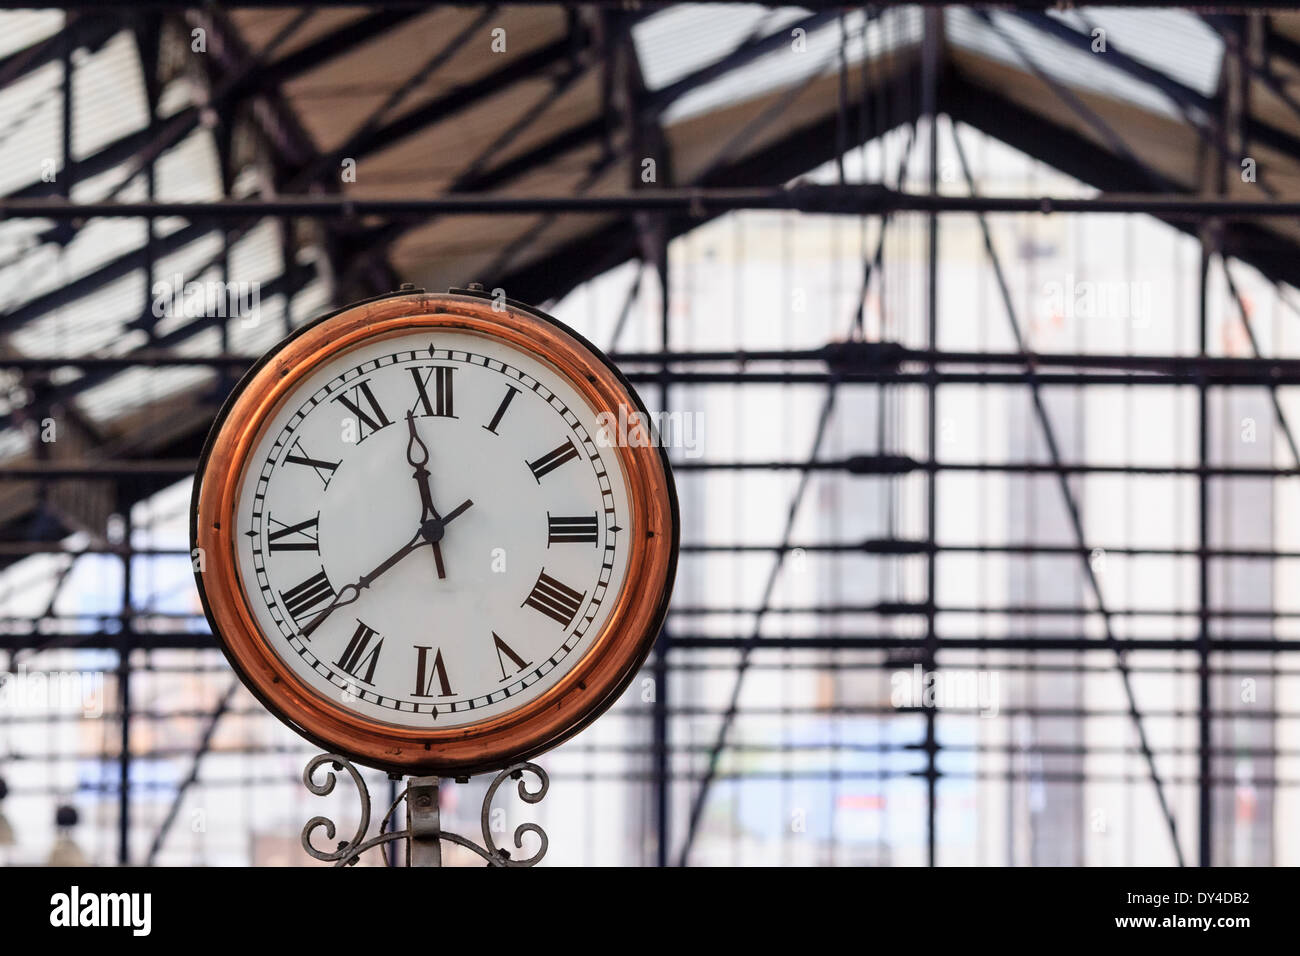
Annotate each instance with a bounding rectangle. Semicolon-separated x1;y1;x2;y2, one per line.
300;753;549;867
479;761;549;866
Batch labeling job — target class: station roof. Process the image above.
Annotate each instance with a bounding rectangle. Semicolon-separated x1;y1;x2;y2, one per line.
0;5;1292;553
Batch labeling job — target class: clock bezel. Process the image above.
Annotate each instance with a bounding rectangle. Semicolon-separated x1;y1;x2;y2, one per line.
192;290;678;776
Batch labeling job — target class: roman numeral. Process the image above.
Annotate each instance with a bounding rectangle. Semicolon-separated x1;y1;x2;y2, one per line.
527;438;581;482
331;379;392;442
522;569;586;628
280;568;335;629
336;619;383;685
483;384;520;435
284;438;340;488
547;512;598;546
409;365;456;418
492;632;531;681
413;646;454;697
266;512;320;553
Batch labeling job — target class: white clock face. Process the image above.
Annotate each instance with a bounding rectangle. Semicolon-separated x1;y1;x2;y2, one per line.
232;328;632;729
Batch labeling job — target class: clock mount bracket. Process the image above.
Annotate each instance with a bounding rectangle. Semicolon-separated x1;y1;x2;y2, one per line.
299;751;549;867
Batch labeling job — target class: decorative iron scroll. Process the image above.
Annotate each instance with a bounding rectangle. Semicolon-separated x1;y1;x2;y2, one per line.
300;753;549;867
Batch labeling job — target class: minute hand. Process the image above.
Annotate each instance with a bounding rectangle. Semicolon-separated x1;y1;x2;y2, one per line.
298;498;473;639
406;411;446;577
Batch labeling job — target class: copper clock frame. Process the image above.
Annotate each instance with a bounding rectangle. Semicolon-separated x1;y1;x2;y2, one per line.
191;289;678;776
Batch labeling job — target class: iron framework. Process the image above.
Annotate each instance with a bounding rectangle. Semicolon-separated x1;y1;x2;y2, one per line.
0;2;1297;868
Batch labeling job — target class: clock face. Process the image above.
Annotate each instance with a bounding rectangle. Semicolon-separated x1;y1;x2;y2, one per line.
232;328;632;729
195;292;676;774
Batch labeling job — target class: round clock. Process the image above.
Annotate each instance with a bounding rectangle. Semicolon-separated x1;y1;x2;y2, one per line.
192;288;678;776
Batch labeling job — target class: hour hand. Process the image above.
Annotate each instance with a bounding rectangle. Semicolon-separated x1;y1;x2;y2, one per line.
420;498;475;580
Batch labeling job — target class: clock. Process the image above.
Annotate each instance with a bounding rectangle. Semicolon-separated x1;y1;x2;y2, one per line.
191;288;678;776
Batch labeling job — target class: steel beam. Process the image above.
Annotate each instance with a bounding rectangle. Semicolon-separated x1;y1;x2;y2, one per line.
15;187;1300;219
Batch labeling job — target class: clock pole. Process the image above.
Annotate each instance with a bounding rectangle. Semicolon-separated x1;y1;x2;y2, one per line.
406;776;442;867
299;752;550;867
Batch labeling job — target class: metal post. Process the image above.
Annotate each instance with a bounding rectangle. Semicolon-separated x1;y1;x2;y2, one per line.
921;5;942;870
1197;236;1212;870
117;501;132;866
1196;85;1219;866
406;775;441;867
